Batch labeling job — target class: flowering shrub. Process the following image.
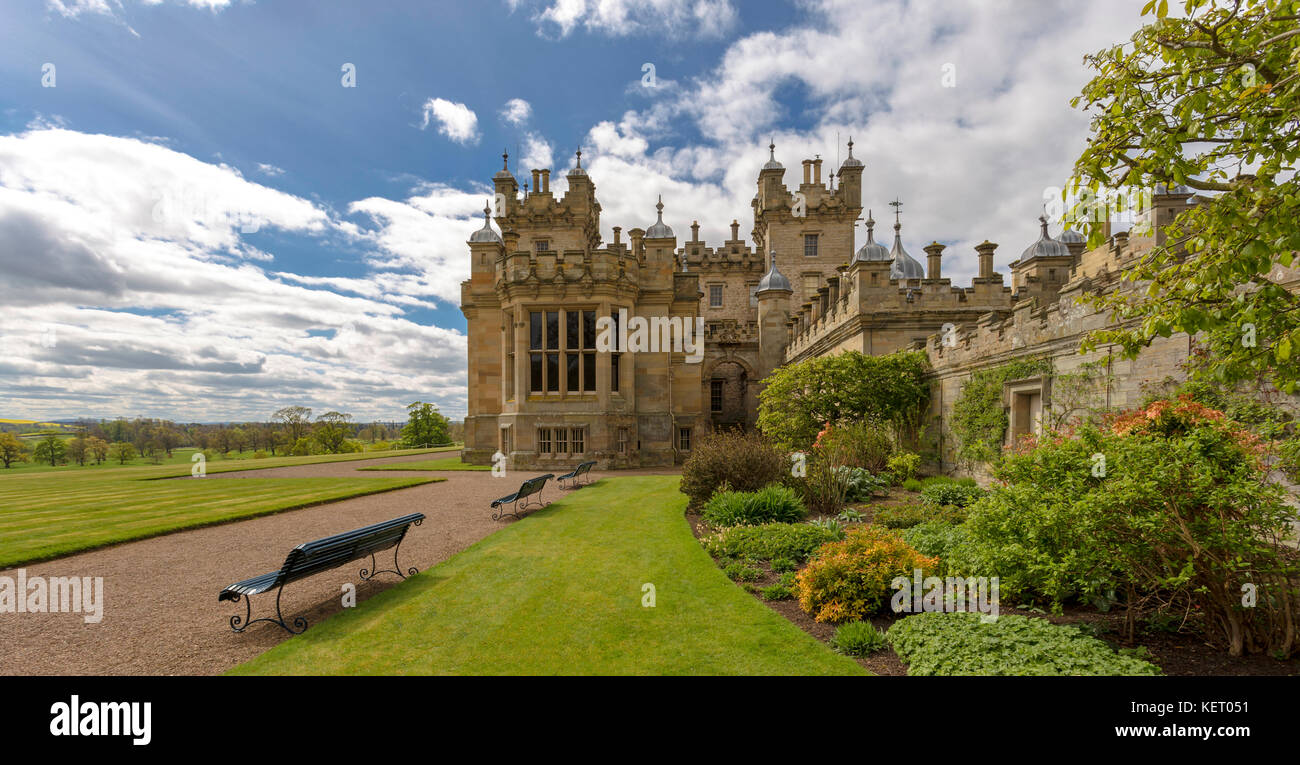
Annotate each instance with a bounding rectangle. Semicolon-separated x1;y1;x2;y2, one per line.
886;452;921;484
795;526;938;622
955;399;1300;657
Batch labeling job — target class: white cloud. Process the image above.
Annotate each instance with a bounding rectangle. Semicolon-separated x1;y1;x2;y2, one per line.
500;98;532;126
519;132;554;172
419;98;480;145
256;162;284;177
47;0;236;18
0;128;469;421
522;0;738;39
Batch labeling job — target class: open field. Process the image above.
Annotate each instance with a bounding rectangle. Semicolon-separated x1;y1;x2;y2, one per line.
0;451;463;567
231;476;865;675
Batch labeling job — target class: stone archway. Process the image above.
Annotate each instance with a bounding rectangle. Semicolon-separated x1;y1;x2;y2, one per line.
704;359;753;431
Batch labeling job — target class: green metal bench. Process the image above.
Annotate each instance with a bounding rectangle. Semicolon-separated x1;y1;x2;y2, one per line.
219;513;424;634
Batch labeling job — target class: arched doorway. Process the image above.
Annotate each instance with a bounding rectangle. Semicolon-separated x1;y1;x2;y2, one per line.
706;360;751;431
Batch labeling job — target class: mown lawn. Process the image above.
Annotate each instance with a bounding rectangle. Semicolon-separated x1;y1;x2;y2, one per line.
2;444;460;475
231;476;866;676
0;452;449;567
357;457;489;471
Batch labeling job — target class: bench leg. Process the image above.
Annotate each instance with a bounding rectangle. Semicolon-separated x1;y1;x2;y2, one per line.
227;586;307;635
359;536;420;582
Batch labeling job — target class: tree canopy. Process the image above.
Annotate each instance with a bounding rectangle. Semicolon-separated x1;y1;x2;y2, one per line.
1071;0;1300;393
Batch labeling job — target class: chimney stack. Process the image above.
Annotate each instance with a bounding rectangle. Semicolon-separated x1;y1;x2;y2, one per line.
530;169;541;195
802;159;812;185
924;241;944;281
813;156;822;185
612;226;622;246
540;169;550;193
690;220;700;242
975;240;997;280
730;220;740;240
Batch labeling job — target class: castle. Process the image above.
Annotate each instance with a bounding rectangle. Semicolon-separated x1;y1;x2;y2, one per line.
460;143;1300;471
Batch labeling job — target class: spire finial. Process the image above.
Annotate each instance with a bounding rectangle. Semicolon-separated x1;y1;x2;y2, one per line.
656;194;664;219
847;137;855;158
483;199;492;220
889;198;903;230
1039;212;1050;238
769;139;775;161
575;148;582;168
502;149;509;171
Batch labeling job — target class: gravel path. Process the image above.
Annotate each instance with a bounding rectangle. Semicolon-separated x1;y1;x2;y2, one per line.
0;453;677;676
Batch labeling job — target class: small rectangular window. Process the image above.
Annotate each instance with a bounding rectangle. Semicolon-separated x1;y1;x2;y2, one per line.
546;311;559;350
567;352;580;392
804;234;819;258
556;428;568;454
679;427;691;451
583;310;596;350
709;284;723;308
566;310;580;350
611;353;621;392
583;352;596;392
710;379;724;413
529;312;542;350
617;427;629;454
571;428;584;454
537;428;551;454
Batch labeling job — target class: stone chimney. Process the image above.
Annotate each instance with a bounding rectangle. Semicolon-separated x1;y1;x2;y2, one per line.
975;240;997;280
612;226;622;246
530;169;541;195
801;159;812;185
730;219;740;240
813;156;822;185
540;169;550;193
924;241;944;281
690;220;700;242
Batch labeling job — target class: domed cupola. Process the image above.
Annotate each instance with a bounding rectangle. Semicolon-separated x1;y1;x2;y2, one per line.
852;210;891;263
1019;215;1071;261
1058;227;1086;245
469;201;502;244
645;195;675;239
762;140;783;171
839;137;863;169
756;250;792;293
886;200;924;280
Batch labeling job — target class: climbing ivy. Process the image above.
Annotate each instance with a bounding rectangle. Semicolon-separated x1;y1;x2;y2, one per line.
949;357;1053;466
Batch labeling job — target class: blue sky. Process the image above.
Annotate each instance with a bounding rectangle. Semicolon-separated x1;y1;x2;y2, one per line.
0;0;1143;422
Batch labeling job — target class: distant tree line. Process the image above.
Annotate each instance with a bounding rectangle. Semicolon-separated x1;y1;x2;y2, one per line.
0;402;462;468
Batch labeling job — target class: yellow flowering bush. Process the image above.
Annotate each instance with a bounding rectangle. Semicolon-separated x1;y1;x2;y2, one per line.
795;525;938;623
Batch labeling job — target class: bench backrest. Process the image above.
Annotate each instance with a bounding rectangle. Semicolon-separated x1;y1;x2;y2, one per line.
575;461;596;475
517;473;552;499
274;513;425;586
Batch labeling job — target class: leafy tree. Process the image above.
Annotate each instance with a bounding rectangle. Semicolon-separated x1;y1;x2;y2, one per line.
0;432;28;468
87;436;110;465
109;441;136;465
401;402;451;447
67;435;89;466
32;434;67;467
273;406;312;443
312;411;354;453
1071;0;1300;393
757;350;930;451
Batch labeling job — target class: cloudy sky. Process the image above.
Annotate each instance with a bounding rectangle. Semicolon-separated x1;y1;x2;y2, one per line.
0;0;1145;423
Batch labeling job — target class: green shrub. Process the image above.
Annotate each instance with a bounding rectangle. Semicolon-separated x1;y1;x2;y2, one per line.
886;452;921;484
838;466;889;502
957;399;1300;657
680;429;787;509
873;503;967;530
819;422;895;473
771;556;798;573
1279;435;1300;483
702;522;841;563
723;562;763;582
902;521;969;574
702;484;807;527
757;350;930;452
795;526;938;622
252;450;269;459
760;583;795;601
901;477;922;493
920;482;985;508
831;620;888;656
886;612;1161;676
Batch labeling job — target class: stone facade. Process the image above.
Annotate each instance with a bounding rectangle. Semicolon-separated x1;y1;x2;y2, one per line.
461;147;1300;472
